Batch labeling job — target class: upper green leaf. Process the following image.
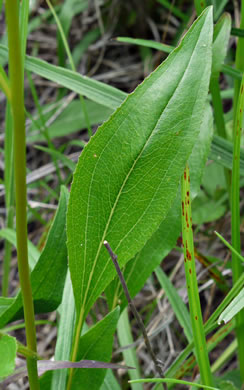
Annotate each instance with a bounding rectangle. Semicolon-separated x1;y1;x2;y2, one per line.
67;8;213;318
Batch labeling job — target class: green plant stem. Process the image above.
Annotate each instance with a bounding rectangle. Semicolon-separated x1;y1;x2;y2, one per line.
233;0;244;119
231;74;244;383
210;78;231;198
181;164;213;387
5;1;39;389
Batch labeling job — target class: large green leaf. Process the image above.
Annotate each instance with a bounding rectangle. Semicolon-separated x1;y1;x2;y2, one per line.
0;333;17;378
0;186;69;328
67;8;213;321
106;104;213;310
70;307;120;390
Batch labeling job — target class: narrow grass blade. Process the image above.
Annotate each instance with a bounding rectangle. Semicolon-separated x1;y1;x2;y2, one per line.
215;231;244;263
117;308;143;390
129;378;219;389
155;267;192;343
117;37;174;54
51;271;76;390
34;145;76;172
181;164;213;386
0;43;127;110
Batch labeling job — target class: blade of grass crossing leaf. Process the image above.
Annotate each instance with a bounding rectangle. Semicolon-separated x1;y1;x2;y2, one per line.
155;267;192;343
130;378;219;389
231;74;244;380
0;44;127;110
117;308;143;390
231;27;244;37
181;164;213;386
51;271;76;390
34;145;76;172
117;37;174;54
67;12;213;385
46;0;92;136
221;65;243;80
218;288;244;324
215;231;244;264
210;135;244;175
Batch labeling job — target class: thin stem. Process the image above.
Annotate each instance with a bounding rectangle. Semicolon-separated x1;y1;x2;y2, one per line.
181;164;213;386
231;74;244;382
104;241;168;390
5;1;39;389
